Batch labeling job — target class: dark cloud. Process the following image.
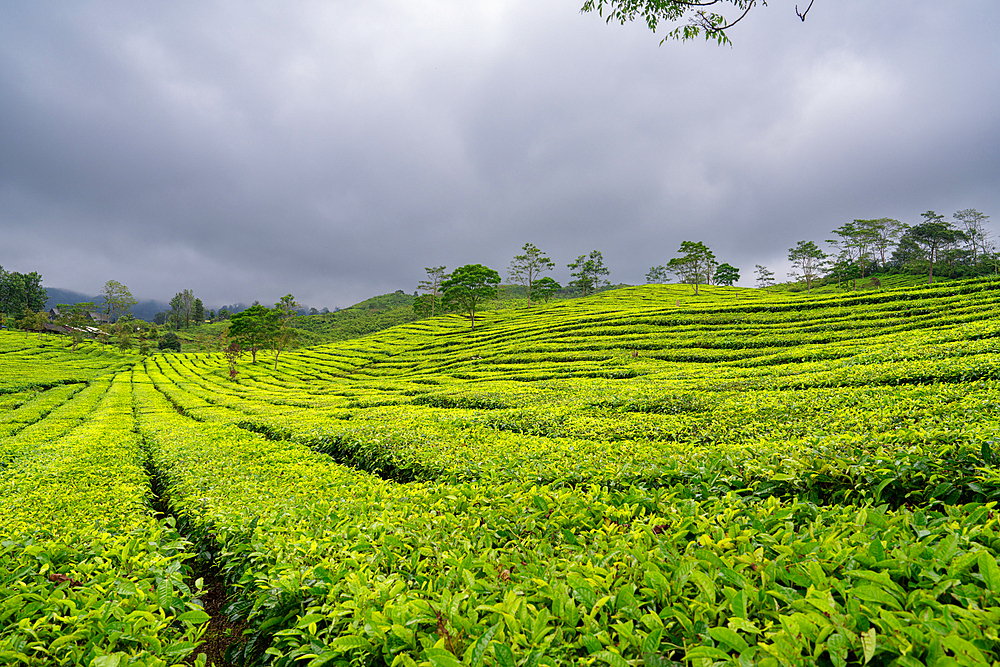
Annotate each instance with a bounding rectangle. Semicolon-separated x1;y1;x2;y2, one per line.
2;0;998;308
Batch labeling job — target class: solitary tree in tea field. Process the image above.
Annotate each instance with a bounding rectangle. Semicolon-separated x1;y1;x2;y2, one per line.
667;241;715;295
441;264;501;331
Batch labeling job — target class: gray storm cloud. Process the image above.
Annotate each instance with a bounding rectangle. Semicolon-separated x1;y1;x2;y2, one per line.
1;0;998;308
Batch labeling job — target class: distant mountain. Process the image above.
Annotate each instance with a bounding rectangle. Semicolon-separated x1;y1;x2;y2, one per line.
45;288;168;322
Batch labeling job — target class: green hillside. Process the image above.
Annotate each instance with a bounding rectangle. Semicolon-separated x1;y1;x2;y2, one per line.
3;278;1000;666
289;290;419;345
164;291;421;351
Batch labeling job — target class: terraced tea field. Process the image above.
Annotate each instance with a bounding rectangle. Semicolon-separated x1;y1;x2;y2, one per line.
3;280;1000;667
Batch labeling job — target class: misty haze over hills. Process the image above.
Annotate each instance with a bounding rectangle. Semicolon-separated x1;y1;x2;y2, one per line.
44;288;168;322
43;287;329;321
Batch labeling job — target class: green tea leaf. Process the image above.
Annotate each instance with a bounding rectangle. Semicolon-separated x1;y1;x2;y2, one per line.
640;628;663;655
826;633;848;667
296;613;326;628
860;628;876;664
332;636;370;650
942;635;989;666
685;646;730;660
851;586;901;610
493;643;516;667
176;610;211;625
593;651;629;667
708;626;748;652
977;552;1000;594
91;654;124;667
425;648;463;667
469;623;501;667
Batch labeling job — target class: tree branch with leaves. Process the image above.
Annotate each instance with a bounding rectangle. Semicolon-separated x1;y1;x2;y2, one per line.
580;0;810;46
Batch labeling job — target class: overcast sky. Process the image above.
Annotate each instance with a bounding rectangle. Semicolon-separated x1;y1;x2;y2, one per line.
1;1;998;309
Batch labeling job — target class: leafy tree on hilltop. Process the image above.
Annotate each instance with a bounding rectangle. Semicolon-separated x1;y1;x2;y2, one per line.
0;267;47;323
101;280;137;324
754;264;775;292
441;264;501;331
228;304;277;363
667;241;715;295
508;243;555;303
645;265;669;284
568;251;610;297
270;295;300;370
907;212;967;285
953;209;991;266
787;241;828;293
860;218;906;269
415;266;448;318
713;263;740;287
168;289;196;329
531;277;561;304
828;221;875;278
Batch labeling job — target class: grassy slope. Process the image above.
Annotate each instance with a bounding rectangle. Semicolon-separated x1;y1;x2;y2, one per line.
290;290;419;346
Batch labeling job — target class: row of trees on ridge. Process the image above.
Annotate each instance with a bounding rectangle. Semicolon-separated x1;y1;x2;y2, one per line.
414;244;621;330
777;209;995;293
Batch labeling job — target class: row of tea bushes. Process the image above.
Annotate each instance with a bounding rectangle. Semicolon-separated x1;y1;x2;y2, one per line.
0;378;113;469
0;372;209;666
140;347;1000;507
0;333;136;393
132;364;1000;666
0;383;82;439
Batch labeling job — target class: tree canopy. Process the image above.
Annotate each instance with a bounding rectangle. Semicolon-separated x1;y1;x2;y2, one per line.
270;294;300;369
441;264;501;331
531;277;561;304
787;240;828;293
228;304;277;363
645;265;669;284
508;243;555;304
667;241;715;295
101;280;137;324
754;264;775;291
568;251;610;297
0;267;47;323
415;266;448;318
907;212;966;285
713;263;740;287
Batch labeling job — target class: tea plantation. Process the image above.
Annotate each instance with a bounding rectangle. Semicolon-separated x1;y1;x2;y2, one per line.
3;280;1000;667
